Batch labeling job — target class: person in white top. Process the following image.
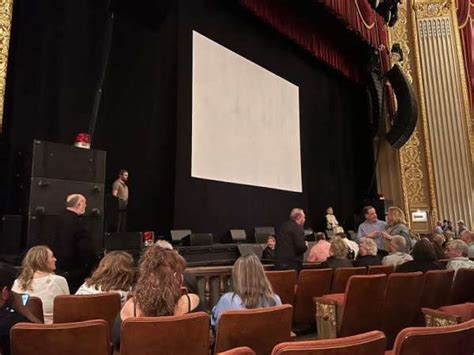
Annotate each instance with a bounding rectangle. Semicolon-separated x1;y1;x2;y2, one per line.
336;232;359;259
445;240;474;275
12;245;70;323
382;235;413;267
325;207;344;237
76;251;135;306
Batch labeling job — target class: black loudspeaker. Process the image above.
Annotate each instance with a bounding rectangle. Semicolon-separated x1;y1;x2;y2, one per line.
366;70;384;138
385;64;418;149
26;141;106;252
0;215;23;255
31;140;105;183
104;232;142;252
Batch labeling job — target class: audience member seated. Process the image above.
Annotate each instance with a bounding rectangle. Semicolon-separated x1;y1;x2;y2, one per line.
432;233;447;259
381;207;412;252
155;239;199;294
320;236;353;269
262;235;276;260
0;262;42;355
353;238;381;267
336;232;359;259
113;245;204;348
459;231;474;258
307;232;331;263
396;239;444;273
76;251;135;306
211;254;281;329
445;240;474;274
12;246;69;324
382;235;413;267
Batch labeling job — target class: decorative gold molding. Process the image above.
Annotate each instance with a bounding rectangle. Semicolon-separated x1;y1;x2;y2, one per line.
0;0;14;133
413;0;451;18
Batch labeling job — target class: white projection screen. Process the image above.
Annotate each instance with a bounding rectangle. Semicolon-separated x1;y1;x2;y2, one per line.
191;31;302;193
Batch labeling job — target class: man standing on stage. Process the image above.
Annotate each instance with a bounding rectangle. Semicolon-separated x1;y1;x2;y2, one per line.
274;208;308;271
112;169;129;232
55;194;95;292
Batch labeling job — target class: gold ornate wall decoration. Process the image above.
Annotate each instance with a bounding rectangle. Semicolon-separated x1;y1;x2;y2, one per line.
413;1;451;18
387;0;436;227
0;0;14;133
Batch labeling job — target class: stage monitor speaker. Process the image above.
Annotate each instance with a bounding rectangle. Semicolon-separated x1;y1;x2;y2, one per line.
0;215;23;255
31;140;106;183
254;226;275;244
190;233;213;246
385;64;418;149
230;229;247;242
237;244;263;259
171;229;192;242
104;232;143;252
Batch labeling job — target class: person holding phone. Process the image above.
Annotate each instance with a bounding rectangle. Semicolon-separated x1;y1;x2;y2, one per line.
12;246;70;323
0;262;42;355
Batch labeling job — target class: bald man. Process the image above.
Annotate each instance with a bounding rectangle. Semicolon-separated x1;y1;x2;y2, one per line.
274;208;308;272
54;194;95;292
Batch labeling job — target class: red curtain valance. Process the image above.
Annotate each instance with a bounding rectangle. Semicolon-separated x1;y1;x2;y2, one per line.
239;0;389;82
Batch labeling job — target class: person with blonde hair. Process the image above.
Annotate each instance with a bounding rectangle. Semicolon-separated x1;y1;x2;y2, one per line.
112;245;203;348
12;245;70;323
211;254;281;328
76;251;136;305
381;206;411;252
321;236;353;269
354;237;382;267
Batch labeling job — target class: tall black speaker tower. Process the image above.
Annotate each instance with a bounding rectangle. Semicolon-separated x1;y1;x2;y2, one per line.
26;141;106;253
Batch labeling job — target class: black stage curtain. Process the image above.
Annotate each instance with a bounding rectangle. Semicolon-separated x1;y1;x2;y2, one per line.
3;0;374;239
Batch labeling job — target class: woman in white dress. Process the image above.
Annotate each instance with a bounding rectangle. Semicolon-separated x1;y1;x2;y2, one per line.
76;251;136;306
13;246;70;323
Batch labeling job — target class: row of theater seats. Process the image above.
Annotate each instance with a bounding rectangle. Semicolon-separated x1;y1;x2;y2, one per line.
11;299;474;354
264;266;474;332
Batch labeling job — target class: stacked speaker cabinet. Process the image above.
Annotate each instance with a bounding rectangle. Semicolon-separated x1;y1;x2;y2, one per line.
26;141;106;253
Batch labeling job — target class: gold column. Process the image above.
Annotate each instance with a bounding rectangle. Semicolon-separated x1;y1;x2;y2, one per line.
383;0;474;230
383;0;436;232
0;0;14;133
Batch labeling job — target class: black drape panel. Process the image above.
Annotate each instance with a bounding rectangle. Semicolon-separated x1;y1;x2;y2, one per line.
3;0;110;210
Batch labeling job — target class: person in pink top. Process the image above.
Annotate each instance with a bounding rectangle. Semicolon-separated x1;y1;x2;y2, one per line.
307;232;331;263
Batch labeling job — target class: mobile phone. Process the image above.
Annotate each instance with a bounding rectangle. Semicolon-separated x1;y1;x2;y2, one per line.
21;293;29;306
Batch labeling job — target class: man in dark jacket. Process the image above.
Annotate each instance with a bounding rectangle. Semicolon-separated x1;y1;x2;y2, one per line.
274;208;308;271
54;194;95;292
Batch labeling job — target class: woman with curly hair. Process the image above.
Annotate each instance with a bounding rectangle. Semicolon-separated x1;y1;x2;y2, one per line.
112;245;204;348
76;251;136;305
12;245;69;323
211;254;281;328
